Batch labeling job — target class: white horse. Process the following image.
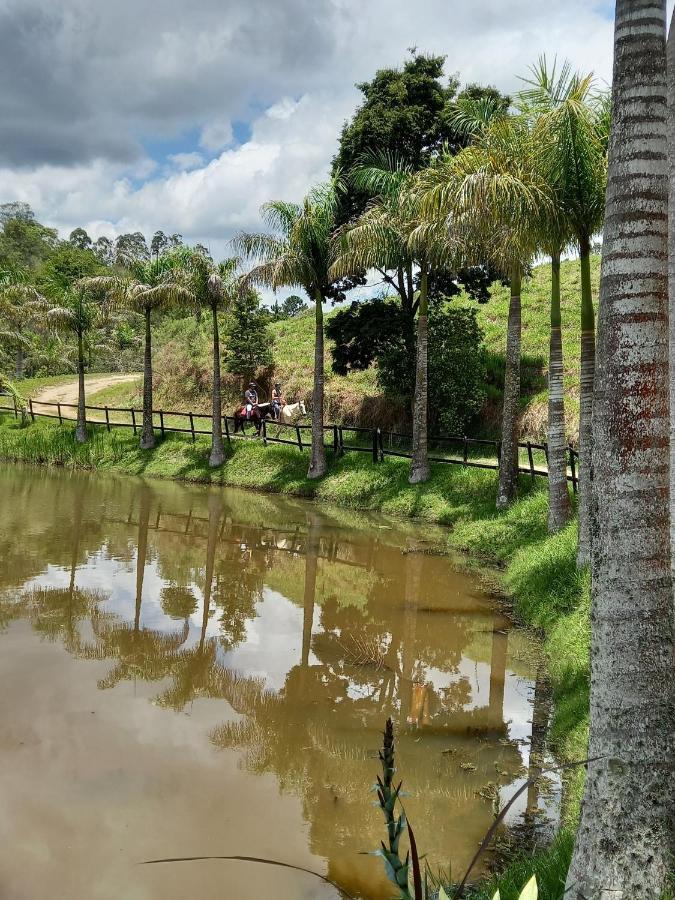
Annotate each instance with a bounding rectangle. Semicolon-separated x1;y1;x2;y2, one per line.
278;400;306;425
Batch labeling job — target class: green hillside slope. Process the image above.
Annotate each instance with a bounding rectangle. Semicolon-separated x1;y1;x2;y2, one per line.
84;254;600;442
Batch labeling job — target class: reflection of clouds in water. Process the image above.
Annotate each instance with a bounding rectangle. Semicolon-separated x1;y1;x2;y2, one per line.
220;588;316;692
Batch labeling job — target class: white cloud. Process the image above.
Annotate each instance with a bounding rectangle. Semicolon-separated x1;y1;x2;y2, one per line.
167;151;205;170
0;0;618;259
199;120;234;152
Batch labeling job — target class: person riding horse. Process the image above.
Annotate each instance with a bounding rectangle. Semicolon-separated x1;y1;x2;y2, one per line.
244;382;259;420
271;382;285;420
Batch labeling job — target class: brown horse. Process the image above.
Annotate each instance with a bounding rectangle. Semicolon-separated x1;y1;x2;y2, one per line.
232;402;271;436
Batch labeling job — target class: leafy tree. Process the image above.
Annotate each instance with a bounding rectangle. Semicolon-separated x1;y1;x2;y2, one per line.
114;232;149;265
0;215;58;271
37;243;103;292
82;257;191;449
281;294;307;318
171;247;241;467
150;230;169;258
69;228;92;251
234;178;346;479
0;202;35;225
332;52;464;222
93;236;115;266
223;289;274;387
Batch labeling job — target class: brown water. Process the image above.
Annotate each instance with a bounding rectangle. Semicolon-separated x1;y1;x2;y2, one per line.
0;465;556;900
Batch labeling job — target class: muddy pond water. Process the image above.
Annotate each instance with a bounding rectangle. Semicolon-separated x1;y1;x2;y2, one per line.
0;465;555;900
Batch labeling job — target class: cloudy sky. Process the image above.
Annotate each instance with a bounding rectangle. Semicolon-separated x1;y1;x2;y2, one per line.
0;0;632;257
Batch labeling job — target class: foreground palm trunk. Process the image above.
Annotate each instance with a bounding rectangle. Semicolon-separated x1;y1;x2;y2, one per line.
668;6;675;590
566;2;673;895
547;253;572;531
140;305;155;450
410;267;430;484
576;236;595;564
209;304;225;468
307;292;327;479
75;330;87;443
496;268;522;508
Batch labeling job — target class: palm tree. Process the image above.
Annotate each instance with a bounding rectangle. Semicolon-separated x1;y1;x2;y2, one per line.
169;248;239;467
0;268;47;379
331;160;456;483
417;117;549;507
82;257;191;450
519;58;608;560
565;2;672;895
47;280;109;442
234;178;344;479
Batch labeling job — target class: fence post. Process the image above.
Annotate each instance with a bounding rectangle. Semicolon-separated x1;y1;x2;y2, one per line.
296;425;303;451
104;406;111;432
29;398;34;423
159;410;165;438
569;447;578;493
372;428;379;464
543;441;549;466
496;440;502;469
13;394;17;419
189;412;195;443
339;425;345;456
224;415;231;446
131;408;137;435
333;424;339;456
378;428;384;462
463;436;468;465
527;441;535;481
262;418;267;446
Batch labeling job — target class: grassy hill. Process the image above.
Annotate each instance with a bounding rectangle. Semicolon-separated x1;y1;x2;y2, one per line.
79;254;599;442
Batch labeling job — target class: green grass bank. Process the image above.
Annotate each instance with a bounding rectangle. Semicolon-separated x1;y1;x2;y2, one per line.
0;413;589;898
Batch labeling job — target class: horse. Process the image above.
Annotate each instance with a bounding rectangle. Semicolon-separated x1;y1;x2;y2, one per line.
233;402;271;436
278;400;306;425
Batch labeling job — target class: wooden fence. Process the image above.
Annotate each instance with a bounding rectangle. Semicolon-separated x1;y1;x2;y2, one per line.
0;394;579;491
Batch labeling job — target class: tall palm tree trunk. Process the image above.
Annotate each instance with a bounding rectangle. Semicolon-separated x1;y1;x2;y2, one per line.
140;305;155;450
576;234;595;564
547;252;572;531
209;304;225;467
667;6;675;586
566;2;673;895
496;268;522;508
410;265;430;484
75;330;87;443
307;291;327;479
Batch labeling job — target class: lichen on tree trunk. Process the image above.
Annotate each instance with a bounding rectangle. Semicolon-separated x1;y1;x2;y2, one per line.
576;237;595;565
566;2;674;895
409;265;430;484
140;304;155;450
75;330;87;444
209;303;225;468
307;290;327;479
548;252;573;532
496;267;522;508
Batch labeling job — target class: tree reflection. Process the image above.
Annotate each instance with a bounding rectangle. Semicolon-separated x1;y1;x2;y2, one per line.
0;466;539;891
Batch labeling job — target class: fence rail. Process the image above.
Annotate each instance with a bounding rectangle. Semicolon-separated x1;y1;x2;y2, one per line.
0;394;579;491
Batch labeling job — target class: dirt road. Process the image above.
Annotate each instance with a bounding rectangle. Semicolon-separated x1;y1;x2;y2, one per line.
32;374;141;420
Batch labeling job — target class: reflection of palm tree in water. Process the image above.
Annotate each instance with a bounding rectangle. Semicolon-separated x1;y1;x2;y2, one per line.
80;483;188;686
